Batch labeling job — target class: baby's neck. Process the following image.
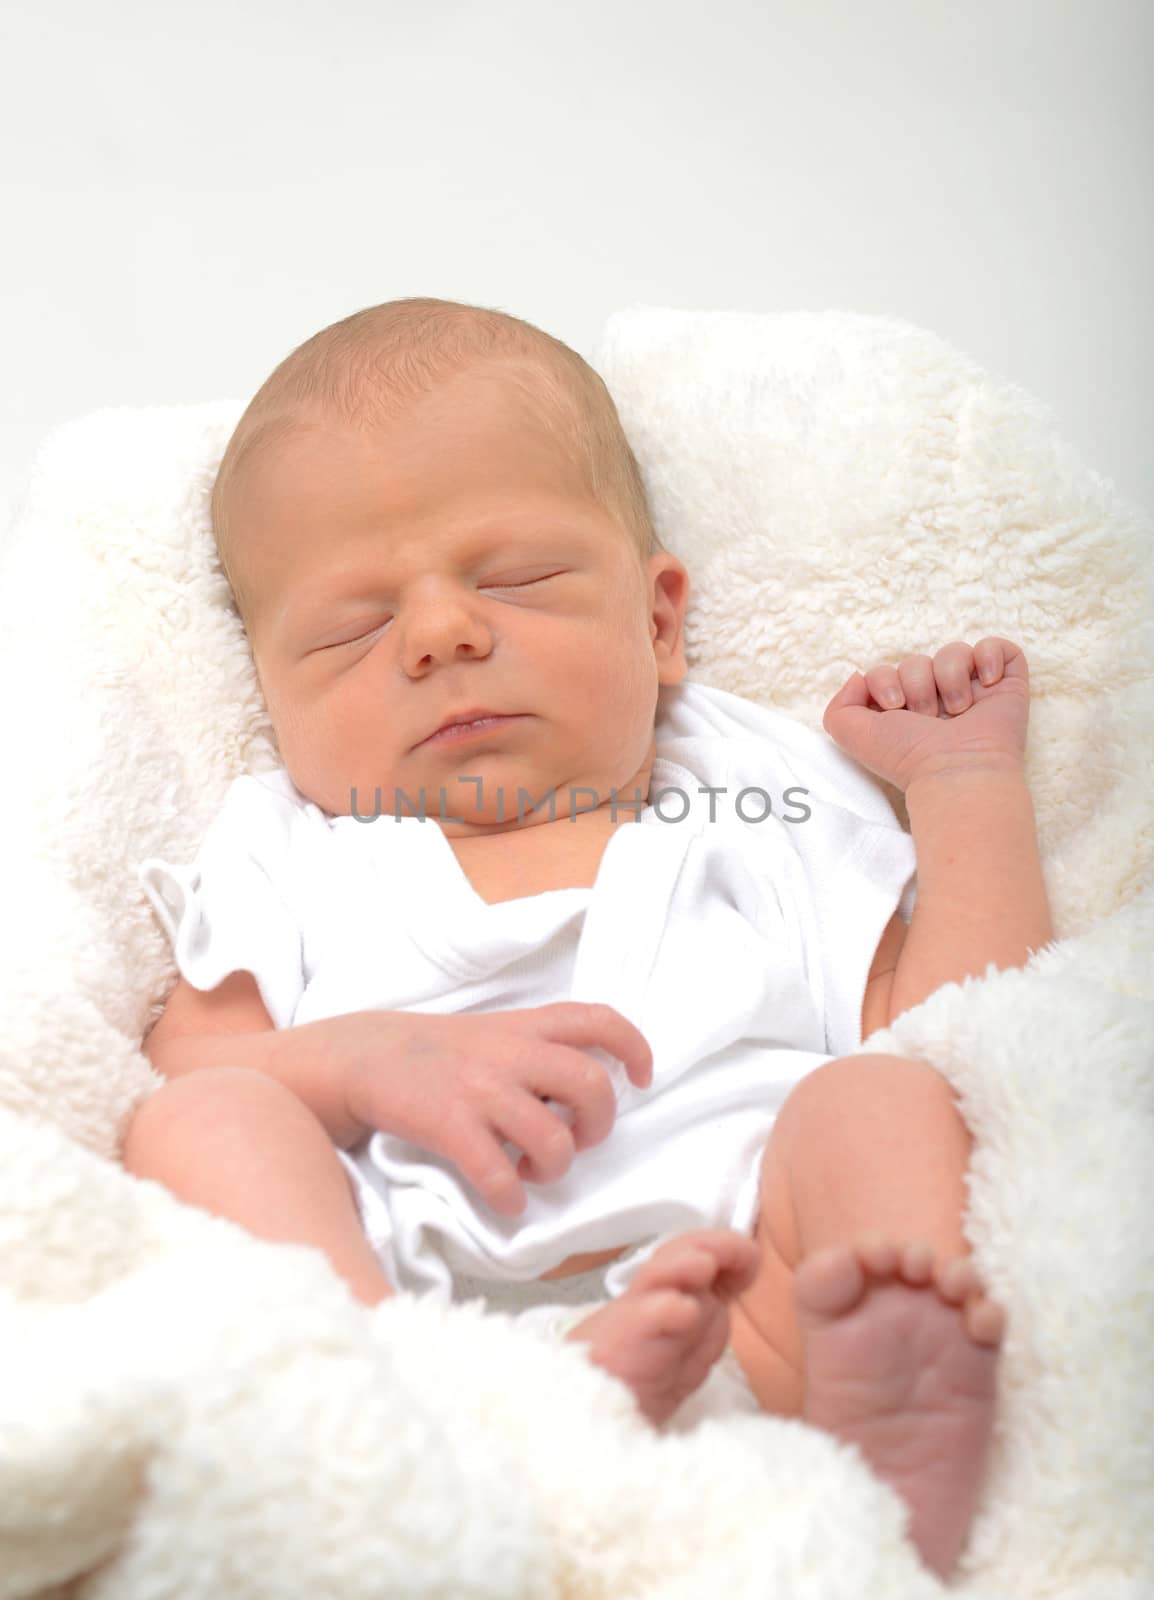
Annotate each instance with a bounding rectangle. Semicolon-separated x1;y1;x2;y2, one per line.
435;793;645;843
438;800;642;905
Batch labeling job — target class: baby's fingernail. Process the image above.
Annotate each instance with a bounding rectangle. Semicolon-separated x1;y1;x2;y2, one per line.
978;664;993;684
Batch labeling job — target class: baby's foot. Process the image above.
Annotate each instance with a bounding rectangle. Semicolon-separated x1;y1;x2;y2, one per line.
566;1230;760;1426
796;1235;1005;1579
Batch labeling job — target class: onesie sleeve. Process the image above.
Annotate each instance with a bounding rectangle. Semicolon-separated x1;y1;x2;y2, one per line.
136;773;306;1031
724;728;918;1061
784;798;918;1058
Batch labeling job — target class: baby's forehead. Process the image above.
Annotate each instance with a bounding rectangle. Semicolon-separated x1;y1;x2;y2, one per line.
234;410;613;545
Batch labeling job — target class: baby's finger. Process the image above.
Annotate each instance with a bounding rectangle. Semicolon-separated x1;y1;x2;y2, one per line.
931;641;976;714
444;1100;528;1209
824;668;872;712
533;1001;654;1090
863;665;905;709
498;1093;578;1185
458;1132;527;1216
520;1043;618;1153
897;654;938;715
974;638;1006;685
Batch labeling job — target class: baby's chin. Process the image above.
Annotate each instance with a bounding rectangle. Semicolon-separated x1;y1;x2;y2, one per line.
274;740;654;827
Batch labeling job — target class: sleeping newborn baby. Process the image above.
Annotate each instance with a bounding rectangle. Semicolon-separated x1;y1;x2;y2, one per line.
127;296;1049;1579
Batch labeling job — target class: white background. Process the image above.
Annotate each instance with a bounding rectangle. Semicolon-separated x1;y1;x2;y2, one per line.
1;0;1150;537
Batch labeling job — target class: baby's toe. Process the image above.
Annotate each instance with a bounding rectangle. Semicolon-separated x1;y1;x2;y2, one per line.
651;1289;700;1331
897;1240;935;1284
651;1244;717;1294
964;1294;1007;1348
930;1256;1006;1346
934;1255;982;1305
643;1231;758;1298
858;1233;901;1277
796;1245;867;1318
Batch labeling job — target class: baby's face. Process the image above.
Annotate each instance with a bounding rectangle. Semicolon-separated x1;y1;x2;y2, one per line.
228;366;689;833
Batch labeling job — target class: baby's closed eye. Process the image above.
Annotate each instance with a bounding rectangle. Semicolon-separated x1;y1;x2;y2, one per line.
324;573;569;650
481;571;566;594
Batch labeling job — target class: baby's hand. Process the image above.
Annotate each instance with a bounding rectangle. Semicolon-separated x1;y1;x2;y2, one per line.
340;1003;653;1217
821;636;1031;792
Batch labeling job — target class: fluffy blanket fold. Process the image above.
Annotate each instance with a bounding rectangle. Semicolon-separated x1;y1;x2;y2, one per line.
0;305;1151;1599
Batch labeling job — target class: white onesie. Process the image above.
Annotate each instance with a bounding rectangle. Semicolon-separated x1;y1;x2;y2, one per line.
138;678;917;1307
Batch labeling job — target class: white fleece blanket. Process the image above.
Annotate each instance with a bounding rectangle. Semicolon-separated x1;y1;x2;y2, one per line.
0;306;1151;1600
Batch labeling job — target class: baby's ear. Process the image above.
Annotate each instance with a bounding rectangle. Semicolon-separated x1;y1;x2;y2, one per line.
649;558;689;679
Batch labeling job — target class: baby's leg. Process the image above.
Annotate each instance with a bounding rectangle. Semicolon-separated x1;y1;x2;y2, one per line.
727;1053;1004;1578
122;1066;393;1307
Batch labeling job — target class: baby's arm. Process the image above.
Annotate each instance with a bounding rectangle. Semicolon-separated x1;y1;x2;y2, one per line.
143;972;373;1148
823;637;1054;1030
142;977;654;1213
886;765;1053;1024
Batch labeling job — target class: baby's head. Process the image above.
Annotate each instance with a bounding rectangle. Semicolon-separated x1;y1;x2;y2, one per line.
210;297;689;833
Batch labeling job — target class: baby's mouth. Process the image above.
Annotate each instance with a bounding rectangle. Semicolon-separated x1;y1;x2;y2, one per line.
417;713;528;749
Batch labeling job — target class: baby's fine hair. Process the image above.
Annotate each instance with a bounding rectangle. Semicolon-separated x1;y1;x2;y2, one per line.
210;297;661;614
